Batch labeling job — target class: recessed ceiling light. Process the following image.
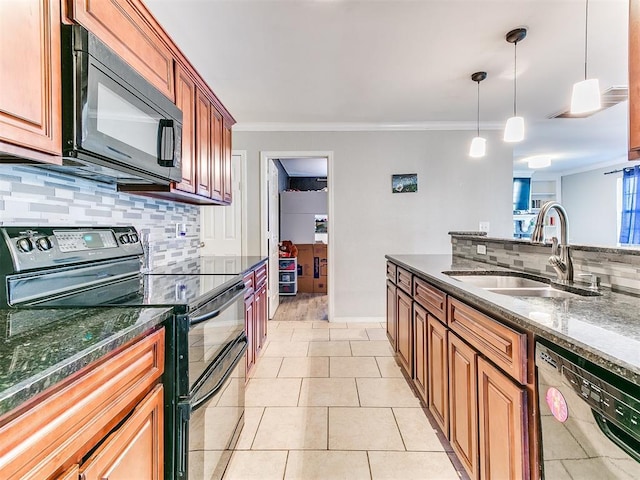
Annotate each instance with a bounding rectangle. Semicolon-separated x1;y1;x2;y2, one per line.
525;155;552;169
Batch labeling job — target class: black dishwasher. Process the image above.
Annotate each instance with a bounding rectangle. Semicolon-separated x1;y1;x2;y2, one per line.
536;340;640;479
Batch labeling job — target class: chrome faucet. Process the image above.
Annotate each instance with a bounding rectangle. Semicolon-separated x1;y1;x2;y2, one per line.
531;201;573;283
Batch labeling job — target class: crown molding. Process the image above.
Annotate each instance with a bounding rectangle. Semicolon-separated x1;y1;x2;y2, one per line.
232;121;504;132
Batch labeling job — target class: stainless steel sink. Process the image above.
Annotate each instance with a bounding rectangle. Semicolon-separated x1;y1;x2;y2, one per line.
445;272;599;298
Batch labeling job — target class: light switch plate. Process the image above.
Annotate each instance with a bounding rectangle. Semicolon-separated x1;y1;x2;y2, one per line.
477;244;487;255
479;221;490;233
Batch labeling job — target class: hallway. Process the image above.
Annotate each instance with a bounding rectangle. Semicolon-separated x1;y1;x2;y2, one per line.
222;317;464;479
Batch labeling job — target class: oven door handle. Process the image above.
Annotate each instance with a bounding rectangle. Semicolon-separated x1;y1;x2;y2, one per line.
189;285;245;326
191;337;247;412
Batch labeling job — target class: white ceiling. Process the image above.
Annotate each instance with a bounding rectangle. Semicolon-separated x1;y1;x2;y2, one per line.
145;0;630;175
278;157;328;177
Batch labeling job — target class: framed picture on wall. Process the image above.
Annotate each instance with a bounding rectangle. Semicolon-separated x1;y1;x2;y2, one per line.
392;173;418;193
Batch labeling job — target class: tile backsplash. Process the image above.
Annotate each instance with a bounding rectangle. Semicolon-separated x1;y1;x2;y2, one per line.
0;166;200;268
451;234;640;296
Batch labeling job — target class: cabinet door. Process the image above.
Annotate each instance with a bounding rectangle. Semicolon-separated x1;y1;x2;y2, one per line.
630;0;640;156
396;289;413;377
477;357;528;480
245;294;255;376
210;108;224;202
55;465;79;480
386;281;397;351
174;65;196;193
195;92;211;197
427;315;449;437
80;385;163;480
68;0;174;99
255;282;268;357
413;303;428;403
223;127;233;204
449;333;479;480
0;0;61;155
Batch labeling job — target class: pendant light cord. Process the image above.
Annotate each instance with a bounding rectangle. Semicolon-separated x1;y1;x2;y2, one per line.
513;41;518;116
476;80;480;137
584;0;589;80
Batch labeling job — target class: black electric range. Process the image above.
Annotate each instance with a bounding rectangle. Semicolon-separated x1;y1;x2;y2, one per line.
0;226;247;480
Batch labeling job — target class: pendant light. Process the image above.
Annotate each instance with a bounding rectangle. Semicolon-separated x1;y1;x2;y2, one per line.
469;71;487;158
570;0;601;114
504;28;527;143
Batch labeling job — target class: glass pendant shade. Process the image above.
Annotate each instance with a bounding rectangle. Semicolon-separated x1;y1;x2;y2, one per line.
504;116;525;142
469;136;486;158
570;78;601;114
527;156;551;169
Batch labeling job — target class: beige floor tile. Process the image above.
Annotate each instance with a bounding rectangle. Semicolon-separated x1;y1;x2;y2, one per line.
357;378;421;407
284;450;370;480
266;329;294;342
330;356;381;378
375;357;404;377
279;357;329;378
291;329;330;342
328;407;404;450
252;407;328;450
313;321;347;329
299;378;359;406
366;328;389;340
251;357;283;378
347;321;385;328
245;378;301;407
393;408;445;451
235;407;265;450
330;328;369;341
368;451;459;480
190;450;229;480
263;340;309;357
350;340;395;356
274;321;314;329
307;341;352;357
224;450;288;480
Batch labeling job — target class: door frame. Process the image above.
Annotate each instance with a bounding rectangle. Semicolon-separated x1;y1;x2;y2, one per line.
259;150;335;321
232;150;249;256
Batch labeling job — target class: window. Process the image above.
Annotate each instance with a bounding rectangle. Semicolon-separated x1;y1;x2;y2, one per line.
619;166;640;245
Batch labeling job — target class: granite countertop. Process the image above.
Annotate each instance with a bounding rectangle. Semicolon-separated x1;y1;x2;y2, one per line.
0;306;171;417
386;254;640;386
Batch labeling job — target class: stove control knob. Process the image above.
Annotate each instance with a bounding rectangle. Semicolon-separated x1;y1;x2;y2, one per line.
129;233;139;243
119;234;131;244
16;237;34;253
36;237;52;251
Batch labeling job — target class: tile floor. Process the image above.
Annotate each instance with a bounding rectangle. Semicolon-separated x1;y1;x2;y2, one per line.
223;319;463;480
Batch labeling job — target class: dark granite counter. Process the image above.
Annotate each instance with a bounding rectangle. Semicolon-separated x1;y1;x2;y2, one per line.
0;307;171;416
386;254;640;386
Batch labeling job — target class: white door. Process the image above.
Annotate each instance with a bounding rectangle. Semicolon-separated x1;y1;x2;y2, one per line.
200;153;244;256
267;160;280;318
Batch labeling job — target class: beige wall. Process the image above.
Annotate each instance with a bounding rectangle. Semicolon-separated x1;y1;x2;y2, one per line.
233;129;513;318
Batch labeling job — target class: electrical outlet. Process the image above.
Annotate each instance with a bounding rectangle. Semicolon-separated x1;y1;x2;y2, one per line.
477;244;487;255
176;223;188;238
479;221;490;233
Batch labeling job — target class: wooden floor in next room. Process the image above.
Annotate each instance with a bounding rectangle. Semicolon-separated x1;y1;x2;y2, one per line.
222;293;465;480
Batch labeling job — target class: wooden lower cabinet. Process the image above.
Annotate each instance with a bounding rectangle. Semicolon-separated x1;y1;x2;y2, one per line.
255;281;268;356
244;262;268;378
427;315;449;436
80;385;163;480
449;333;479;480
413;303;428;403
396;288;413;376
55;465;80;480
478;357;529;480
245;293;256;375
386;280;397;351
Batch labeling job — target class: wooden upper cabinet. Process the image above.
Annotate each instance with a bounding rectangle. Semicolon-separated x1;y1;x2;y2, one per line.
80;385;163;480
195;92;212;197
67;0;174;99
174;65;196;193
0;0;61;155
223;126;233;204
630;0;640;158
210;108;224;202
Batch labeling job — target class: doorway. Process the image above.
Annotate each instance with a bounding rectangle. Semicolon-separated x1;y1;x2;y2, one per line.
260;151;335;321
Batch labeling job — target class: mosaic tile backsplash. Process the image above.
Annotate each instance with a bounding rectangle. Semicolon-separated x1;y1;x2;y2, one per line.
451;235;640;296
0;166;200;268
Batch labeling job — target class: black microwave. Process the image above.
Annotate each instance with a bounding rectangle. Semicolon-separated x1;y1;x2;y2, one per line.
58;25;182;185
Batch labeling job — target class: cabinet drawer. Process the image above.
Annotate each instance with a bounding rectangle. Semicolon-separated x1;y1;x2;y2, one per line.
386;262;397;282
0;328;164;480
448;299;527;384
397;267;412;293
255;262;268;287
413;277;446;322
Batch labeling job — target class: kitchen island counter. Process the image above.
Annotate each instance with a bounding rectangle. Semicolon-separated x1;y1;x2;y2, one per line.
386;254;640;386
0;307;171;416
